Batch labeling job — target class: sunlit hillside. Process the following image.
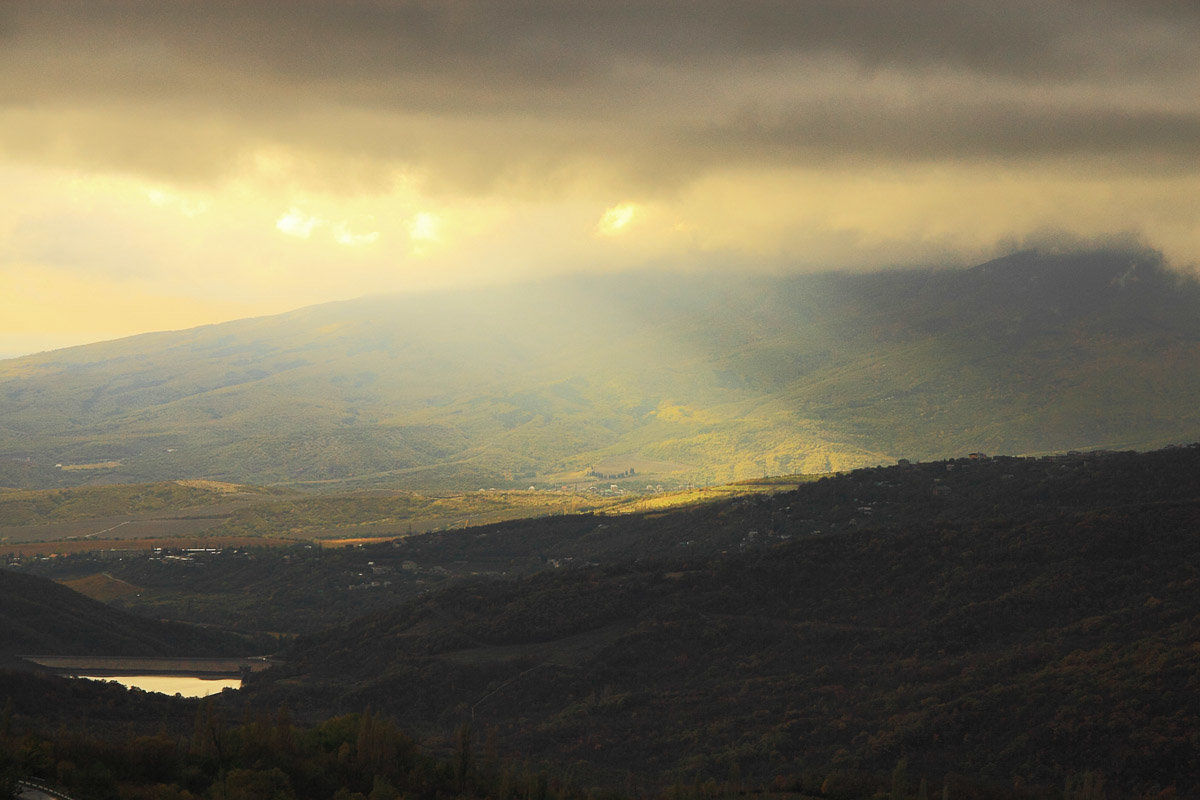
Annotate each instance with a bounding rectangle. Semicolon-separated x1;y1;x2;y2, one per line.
2;247;1199;490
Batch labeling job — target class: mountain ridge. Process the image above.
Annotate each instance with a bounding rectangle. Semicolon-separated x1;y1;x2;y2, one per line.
2;247;1199;490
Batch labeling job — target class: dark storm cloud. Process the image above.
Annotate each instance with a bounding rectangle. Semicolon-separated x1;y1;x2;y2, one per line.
690;101;1200;168
2;1;1198;191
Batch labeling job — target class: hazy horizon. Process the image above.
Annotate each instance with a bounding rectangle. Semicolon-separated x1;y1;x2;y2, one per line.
3;1;1199;357
0;238;1169;362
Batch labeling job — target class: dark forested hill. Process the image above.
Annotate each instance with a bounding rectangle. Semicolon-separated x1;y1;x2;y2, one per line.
2;247;1199;490
0;569;249;664
244;445;1200;795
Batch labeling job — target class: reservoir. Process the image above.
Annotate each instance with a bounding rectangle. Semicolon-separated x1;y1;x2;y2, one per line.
18;655;278;697
72;673;241;697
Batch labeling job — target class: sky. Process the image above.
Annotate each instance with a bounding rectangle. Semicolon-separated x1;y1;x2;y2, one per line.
2;1;1199;358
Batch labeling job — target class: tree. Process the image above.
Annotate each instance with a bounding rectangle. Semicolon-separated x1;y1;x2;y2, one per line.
0;748;18;800
368;775;400;800
210;767;295;800
455;722;473;789
891;758;909;800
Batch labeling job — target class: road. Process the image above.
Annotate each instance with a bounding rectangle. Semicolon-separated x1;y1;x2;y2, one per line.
17;780;77;800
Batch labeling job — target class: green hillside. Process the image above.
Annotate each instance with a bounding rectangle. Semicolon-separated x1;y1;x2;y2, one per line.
2;247;1199;490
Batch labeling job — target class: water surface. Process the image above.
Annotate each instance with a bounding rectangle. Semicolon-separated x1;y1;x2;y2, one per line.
75;674;240;697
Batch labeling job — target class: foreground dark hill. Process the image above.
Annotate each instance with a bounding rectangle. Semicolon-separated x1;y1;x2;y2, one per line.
0;569;250;666
2;247;1200;489
247;445;1200;795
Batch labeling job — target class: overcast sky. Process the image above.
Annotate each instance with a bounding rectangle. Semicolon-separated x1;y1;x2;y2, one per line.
2;1;1199;357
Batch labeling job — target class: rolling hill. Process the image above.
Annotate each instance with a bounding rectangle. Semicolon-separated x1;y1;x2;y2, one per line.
2;246;1199;490
0;569;250;666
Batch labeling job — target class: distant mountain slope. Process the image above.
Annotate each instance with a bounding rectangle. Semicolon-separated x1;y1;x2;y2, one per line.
0;569;248;664
246;445;1200;793
2;247;1199;489
0;480;274;527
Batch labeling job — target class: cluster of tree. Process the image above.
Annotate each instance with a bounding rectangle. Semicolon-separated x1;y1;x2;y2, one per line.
0;684;1149;800
587;468;636;480
0;698;589;800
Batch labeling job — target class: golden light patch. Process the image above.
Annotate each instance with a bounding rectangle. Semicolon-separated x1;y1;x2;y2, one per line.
409;212;440;243
275;208;320;238
146;188;207;217
173;480;245;493
334;223;380;247
596;203;637;236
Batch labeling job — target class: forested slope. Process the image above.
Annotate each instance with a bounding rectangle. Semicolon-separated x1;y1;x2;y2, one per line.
247;446;1200;795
